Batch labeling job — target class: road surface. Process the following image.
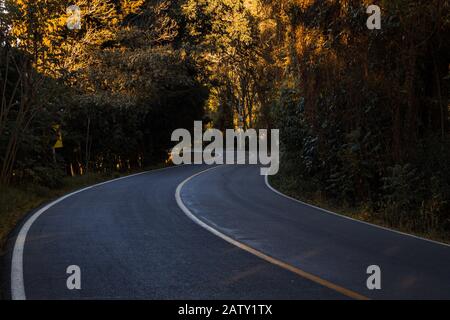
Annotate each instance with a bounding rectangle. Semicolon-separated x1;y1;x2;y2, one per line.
3;164;450;299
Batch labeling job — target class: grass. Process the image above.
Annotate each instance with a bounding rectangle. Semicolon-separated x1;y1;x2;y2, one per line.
0;164;167;256
269;174;450;245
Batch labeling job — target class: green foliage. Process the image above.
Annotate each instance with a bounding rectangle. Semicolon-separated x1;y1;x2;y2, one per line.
381;164;425;227
21;166;65;189
272;0;450;235
1;0;207;187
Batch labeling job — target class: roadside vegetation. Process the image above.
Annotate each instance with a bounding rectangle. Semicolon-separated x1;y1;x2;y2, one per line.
269;1;450;243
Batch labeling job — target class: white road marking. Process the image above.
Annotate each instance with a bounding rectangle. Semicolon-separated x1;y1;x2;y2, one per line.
264;174;450;248
11;165;185;300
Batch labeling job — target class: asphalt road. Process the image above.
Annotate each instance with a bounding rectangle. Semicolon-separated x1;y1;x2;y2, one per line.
3;164;450;299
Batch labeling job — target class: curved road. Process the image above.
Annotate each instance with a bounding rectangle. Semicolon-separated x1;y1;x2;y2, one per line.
3;164;450;299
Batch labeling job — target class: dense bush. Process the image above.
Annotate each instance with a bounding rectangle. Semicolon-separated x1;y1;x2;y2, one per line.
274;0;450;234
